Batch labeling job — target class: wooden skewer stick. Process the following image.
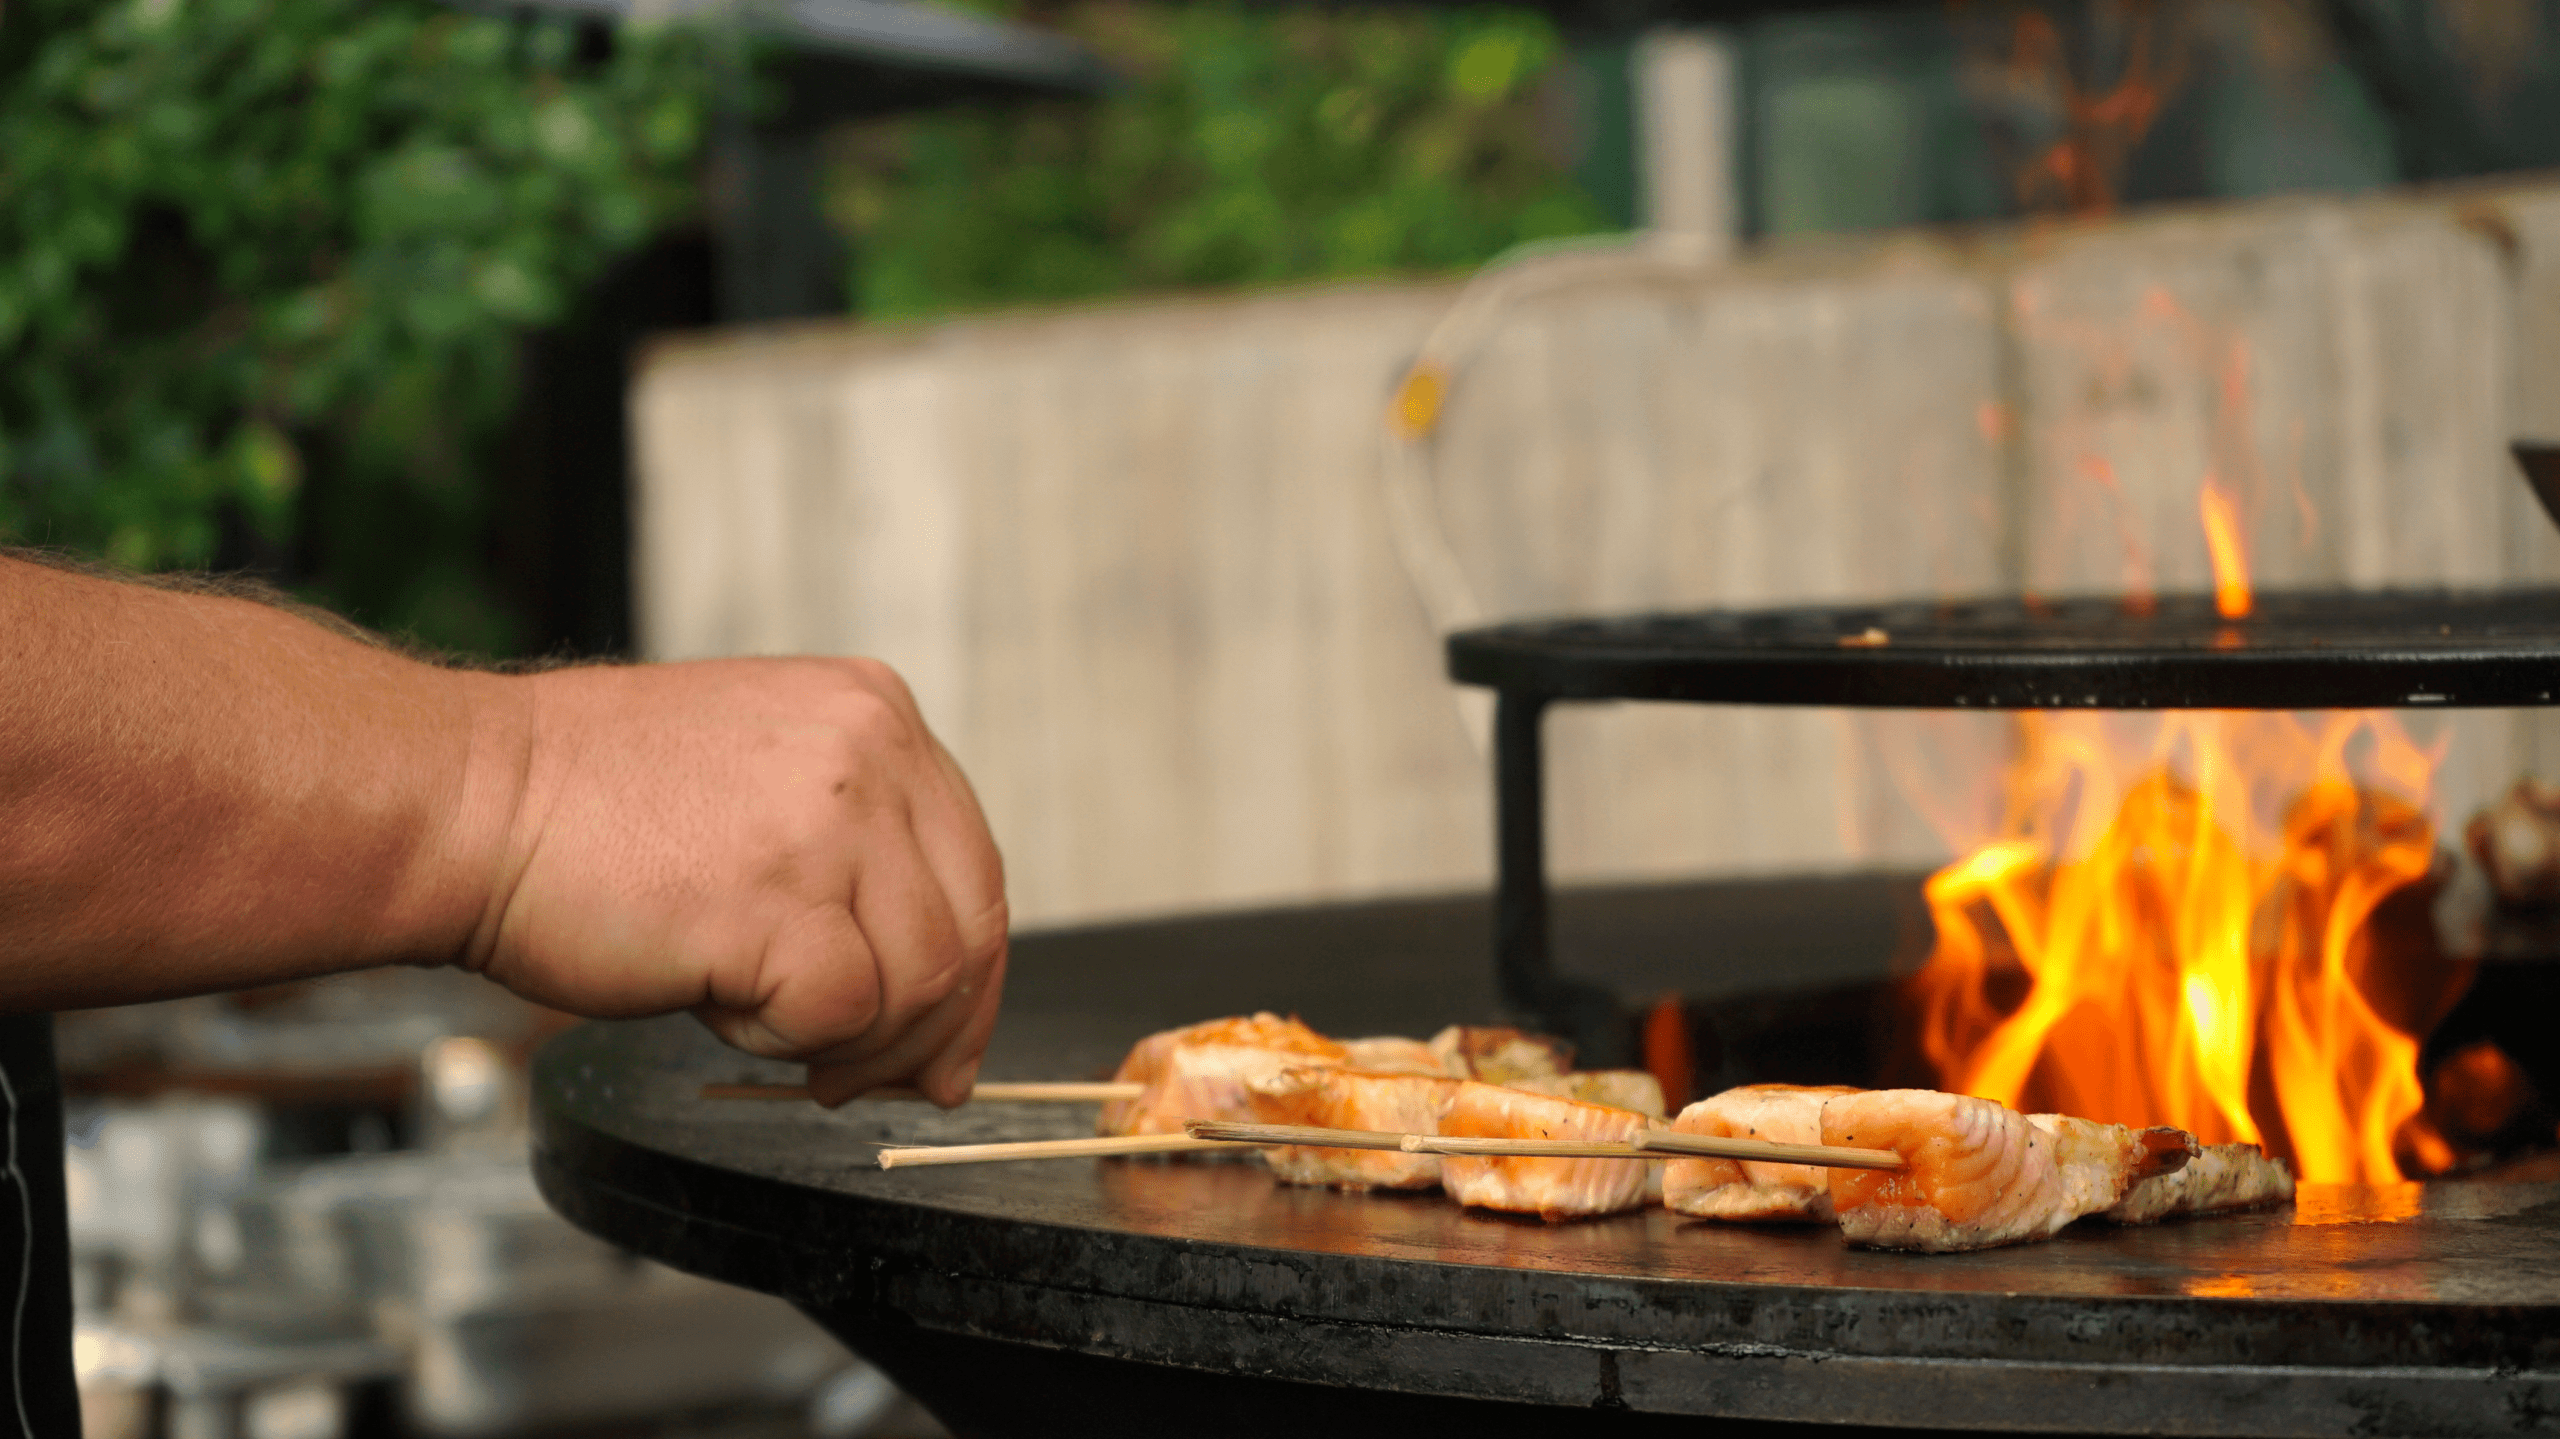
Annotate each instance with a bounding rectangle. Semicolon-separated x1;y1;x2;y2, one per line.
701;1081;1143;1103
1192;1121;1904;1170
1194;1122;1650;1160
1405;1134;1655;1159
875;1134;1230;1168
1187;1121;1411;1151
1632;1130;1903;1171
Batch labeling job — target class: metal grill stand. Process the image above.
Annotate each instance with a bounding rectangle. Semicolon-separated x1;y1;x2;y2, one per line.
1447;586;2560;1059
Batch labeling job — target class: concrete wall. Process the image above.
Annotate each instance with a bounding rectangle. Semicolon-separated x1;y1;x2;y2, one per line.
632;178;2560;930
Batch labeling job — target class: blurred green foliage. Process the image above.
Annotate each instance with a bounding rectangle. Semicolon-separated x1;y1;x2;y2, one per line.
1;0;1601;651
0;0;713;651
830;1;1613;320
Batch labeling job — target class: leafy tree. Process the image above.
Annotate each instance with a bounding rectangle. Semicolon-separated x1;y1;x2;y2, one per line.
830;0;1612;320
0;0;714;652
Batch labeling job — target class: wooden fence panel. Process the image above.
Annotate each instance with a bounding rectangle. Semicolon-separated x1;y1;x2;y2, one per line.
634;181;2560;929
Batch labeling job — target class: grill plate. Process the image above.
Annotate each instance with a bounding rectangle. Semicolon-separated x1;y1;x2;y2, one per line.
531;889;2560;1438
1447;588;2560;710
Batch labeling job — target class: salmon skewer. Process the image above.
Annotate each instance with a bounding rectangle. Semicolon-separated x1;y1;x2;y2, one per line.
1245;1068;1463;1189
1098;1014;1347;1137
2025;1112;2202;1216
1509;1070;1666;1117
1662;1084;1861;1223
1427;1026;1574;1084
1340;1036;1458;1077
1509;1070;1668;1200
2099;1142;2295;1224
1436;1080;1654;1222
1821;1090;2196;1253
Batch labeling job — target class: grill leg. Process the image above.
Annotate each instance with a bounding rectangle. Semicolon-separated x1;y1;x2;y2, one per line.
1494;691;1551;1016
1493;692;1628;1065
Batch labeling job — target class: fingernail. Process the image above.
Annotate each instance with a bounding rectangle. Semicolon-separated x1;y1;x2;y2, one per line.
945;1059;981;1107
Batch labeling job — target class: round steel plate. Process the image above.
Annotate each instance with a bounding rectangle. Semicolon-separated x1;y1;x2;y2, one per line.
529;891;2560;1439
1446;588;2560;710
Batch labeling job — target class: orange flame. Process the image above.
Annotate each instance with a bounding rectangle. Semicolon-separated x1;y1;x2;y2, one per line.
2198;481;2251;618
1908;708;2443;1184
1906;470;2448;1184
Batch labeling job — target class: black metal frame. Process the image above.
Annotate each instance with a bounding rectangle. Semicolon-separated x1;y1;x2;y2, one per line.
1451;585;2560;1058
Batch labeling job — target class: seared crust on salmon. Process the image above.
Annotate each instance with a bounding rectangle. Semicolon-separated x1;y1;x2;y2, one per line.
1099;1015;1346;1137
1825;1091;2199;1252
1437;1081;1652;1222
2100;1143;2294;1224
1663;1084;1860;1223
1426;1026;1573;1085
1823;1092;2071;1252
1246;1068;1463;1189
1340;1036;1457;1077
1509;1070;1667;1117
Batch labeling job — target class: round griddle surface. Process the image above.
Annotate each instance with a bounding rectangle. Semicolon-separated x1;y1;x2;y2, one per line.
1447;588;2560;709
529;891;2560;1436
537;1016;2560;1437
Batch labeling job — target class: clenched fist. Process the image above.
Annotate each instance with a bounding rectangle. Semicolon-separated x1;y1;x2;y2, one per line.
0;554;1008;1106
470;658;1006;1107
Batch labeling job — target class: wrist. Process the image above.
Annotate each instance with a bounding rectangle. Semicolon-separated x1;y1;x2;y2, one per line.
373;663;536;970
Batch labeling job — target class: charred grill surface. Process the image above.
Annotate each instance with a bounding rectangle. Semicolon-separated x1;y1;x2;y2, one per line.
532;888;2560;1439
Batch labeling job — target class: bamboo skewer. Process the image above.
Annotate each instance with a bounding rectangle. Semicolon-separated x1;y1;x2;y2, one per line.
1407;1135;1651;1159
701;1081;1143;1103
1194;1122;1905;1169
1632;1130;1904;1171
863;1123;1914;1170
1185;1122;1412;1151
874;1134;1229;1168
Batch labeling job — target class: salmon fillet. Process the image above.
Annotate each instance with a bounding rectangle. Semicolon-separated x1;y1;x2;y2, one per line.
1099;1014;1347;1137
2100;1143;2295;1224
1437;1081;1652;1222
1824;1091;2191;1253
1426;1026;1573;1085
1339;1036;1456;1077
1246;1067;1462;1189
1662;1084;1860;1223
1509;1070;1667;1117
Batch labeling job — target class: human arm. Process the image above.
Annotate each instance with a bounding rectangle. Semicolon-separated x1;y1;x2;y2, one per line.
0;554;1004;1104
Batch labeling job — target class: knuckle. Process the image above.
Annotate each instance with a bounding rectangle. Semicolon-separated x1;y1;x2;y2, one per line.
961;899;1010;963
844;655;915;706
903;945;968;1010
829;682;909;749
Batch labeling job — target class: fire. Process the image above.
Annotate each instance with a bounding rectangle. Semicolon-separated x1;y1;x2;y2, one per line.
1908;709;2442;1184
1906;290;2456;1184
2198;481;2250;618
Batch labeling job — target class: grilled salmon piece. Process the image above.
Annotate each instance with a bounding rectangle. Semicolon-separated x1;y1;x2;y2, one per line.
1426;1026;1573;1085
1823;1091;2194;1252
1662;1084;1860;1223
1246;1067;1463;1189
1099;1015;1347;1137
1436;1081;1652;1222
2100;1142;2294;1224
1510;1070;1666;1117
1340;1036;1457;1077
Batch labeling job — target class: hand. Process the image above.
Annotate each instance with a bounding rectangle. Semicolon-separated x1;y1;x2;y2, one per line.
465;657;1006;1106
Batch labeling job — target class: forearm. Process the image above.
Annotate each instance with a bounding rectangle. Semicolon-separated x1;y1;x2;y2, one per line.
0;556;526;1008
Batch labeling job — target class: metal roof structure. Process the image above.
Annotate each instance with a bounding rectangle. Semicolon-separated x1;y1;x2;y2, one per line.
459;0;1115;107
